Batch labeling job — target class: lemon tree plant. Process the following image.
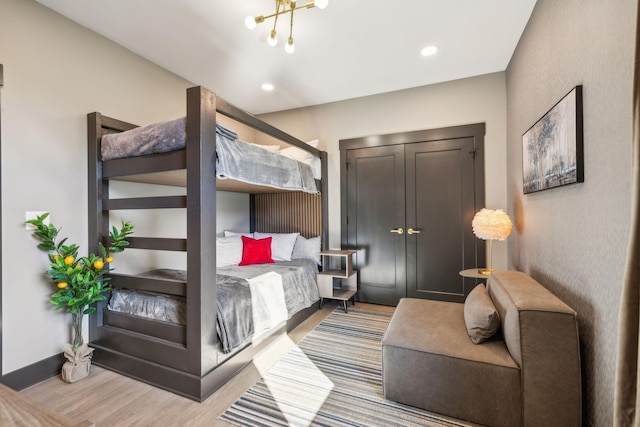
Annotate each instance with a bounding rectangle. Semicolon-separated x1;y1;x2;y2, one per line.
26;212;134;350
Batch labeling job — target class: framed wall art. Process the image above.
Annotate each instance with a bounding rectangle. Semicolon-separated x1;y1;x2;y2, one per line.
522;85;584;194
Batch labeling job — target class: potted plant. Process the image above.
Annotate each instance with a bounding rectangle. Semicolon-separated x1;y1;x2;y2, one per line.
26;212;133;382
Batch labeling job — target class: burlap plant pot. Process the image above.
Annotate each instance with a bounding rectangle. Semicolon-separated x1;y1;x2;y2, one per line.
61;343;94;383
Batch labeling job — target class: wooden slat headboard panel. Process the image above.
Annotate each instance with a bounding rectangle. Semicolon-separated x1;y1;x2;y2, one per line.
253;192;322;239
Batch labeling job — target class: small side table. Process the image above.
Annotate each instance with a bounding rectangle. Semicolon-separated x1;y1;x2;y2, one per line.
317;250;357;312
459;268;492;279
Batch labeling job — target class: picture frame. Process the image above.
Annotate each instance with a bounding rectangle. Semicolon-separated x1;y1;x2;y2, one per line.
522;85;584;194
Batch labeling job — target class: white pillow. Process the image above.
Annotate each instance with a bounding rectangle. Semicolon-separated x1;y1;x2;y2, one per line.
310;157;321;180
224;230;254;238
254;232;299;261
292;235;322;265
306;140;321;179
250;143;280;153
280;146;315;164
216;235;243;267
280;146;322;180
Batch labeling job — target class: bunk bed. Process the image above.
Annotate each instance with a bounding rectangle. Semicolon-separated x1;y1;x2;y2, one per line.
87;86;329;401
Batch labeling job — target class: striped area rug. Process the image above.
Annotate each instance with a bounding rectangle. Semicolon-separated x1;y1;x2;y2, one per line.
219;307;471;427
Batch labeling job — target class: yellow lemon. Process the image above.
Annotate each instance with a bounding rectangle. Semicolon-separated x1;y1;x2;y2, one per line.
57;282;68;289
105;256;114;263
93;260;104;270
64;256;75;265
53;255;60;261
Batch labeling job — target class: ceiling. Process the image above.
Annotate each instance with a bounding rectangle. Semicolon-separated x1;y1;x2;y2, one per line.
35;0;537;115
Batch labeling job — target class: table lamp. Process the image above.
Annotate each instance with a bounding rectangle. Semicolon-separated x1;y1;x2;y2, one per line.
472;208;513;276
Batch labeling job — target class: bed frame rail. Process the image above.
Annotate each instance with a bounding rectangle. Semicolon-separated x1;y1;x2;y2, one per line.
103;151;186;179
104;196;187;210
109;273;186;296
103;310;186;343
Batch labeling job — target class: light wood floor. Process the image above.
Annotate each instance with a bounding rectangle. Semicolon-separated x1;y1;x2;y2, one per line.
20;301;395;427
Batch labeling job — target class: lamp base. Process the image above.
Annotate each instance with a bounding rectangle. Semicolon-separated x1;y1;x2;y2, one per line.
477;268;493;277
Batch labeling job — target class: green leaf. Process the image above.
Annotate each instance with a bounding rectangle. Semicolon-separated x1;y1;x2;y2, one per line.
56;237;68;250
29;214;133;318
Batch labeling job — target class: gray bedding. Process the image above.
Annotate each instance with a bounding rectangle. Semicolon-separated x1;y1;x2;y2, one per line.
101;117;188;160
107;259;319;353
101;117;318;194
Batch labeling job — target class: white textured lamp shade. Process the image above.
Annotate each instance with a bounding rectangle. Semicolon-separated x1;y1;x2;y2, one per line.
472;209;512;241
472;208;512;276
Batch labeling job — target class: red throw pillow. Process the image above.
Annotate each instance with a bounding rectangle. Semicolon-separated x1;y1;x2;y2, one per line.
239;236;274;266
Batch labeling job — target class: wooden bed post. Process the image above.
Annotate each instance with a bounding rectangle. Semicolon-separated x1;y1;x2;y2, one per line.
320;151;329;250
185;87;218;376
87;112;110;339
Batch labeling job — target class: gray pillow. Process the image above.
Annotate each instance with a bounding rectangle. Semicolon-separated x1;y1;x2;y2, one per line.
464;284;500;344
291;235;321;265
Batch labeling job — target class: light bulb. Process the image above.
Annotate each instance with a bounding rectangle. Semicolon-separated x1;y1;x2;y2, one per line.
244;16;257;30
420;45;438;57
285;38;295;54
268;30;278;47
315;0;329;9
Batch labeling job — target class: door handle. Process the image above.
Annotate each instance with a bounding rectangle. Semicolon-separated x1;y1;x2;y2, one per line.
390;227;404;235
407;228;421;235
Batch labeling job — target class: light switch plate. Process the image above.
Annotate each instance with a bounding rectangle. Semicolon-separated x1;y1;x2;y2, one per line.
26;211;49;230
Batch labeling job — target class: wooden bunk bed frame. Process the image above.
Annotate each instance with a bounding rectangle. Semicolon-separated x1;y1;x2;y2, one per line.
87;86;329;401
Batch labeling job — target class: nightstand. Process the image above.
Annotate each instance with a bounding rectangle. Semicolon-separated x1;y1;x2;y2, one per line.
317;250;357;312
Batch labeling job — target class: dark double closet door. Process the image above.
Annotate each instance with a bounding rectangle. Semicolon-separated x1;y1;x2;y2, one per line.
340;124;485;306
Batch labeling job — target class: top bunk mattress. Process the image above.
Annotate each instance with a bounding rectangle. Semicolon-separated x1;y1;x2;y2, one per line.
100;117;318;194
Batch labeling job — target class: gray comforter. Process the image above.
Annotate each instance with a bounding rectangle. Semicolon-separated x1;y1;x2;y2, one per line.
107;259;319;353
101;117;318;194
101;117;189;160
214;132;317;194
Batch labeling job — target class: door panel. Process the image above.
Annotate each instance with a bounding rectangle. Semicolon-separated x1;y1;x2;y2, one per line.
406;138;476;302
346;146;406;306
341;124;484;307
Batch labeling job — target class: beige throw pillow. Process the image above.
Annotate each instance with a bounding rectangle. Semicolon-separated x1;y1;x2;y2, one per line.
464;284;501;344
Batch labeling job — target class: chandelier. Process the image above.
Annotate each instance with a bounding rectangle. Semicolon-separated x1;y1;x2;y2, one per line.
245;0;329;54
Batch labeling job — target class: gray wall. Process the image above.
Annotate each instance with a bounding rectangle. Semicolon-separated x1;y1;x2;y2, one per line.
0;0;249;374
261;72;509;268
506;1;636;425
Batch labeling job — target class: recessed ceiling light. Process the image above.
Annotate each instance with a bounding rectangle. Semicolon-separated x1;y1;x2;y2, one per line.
261;83;274;91
420;45;438;57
